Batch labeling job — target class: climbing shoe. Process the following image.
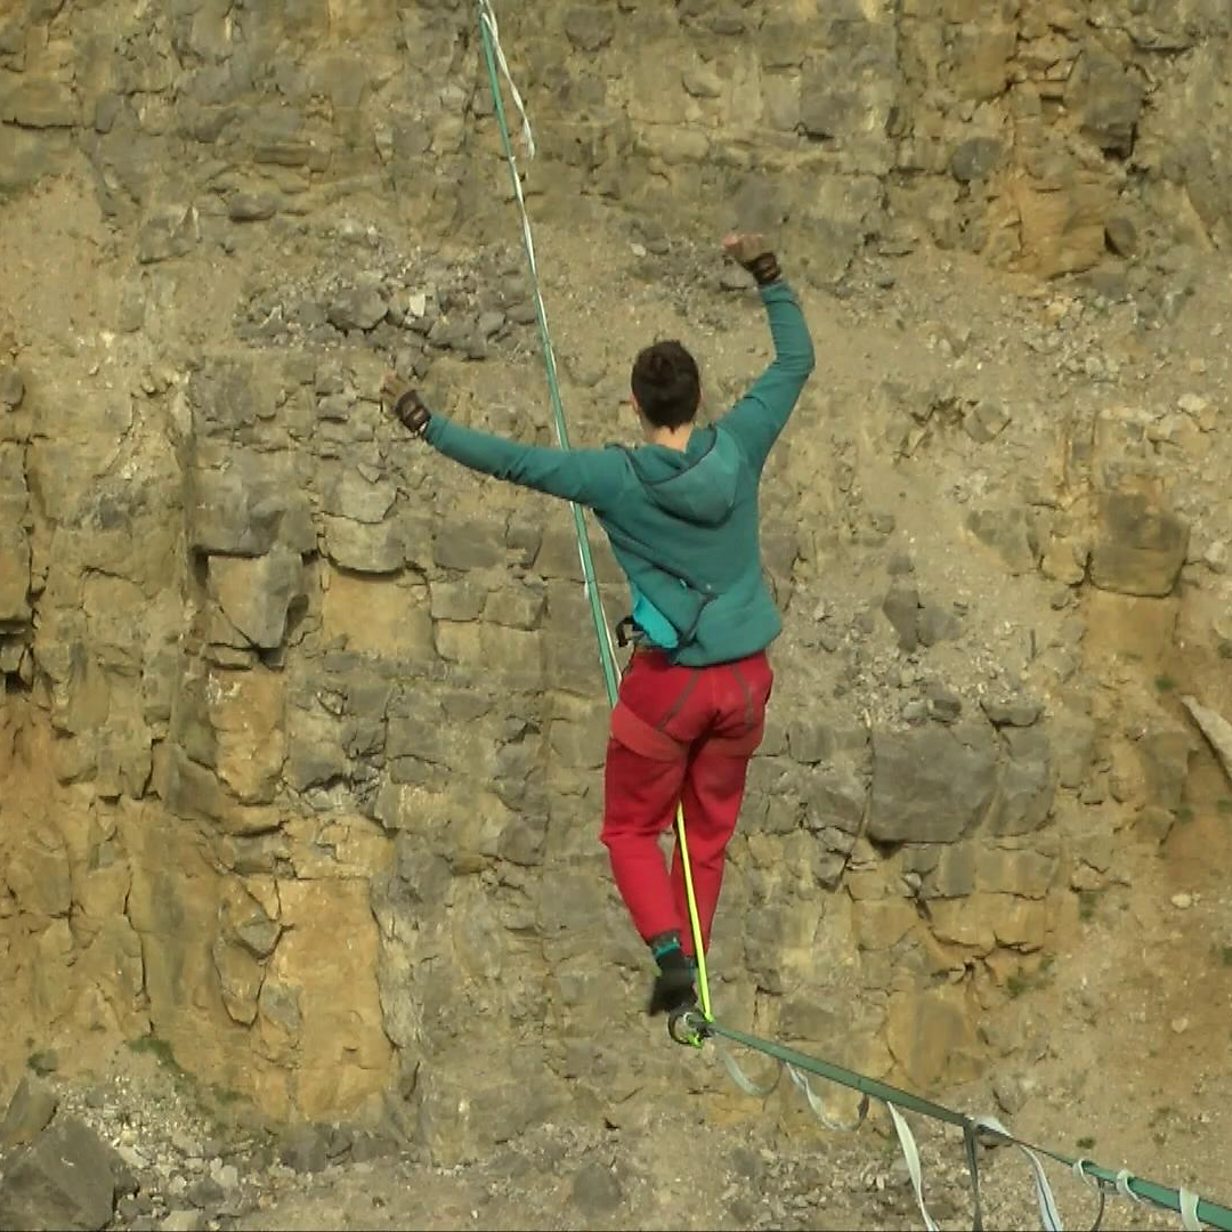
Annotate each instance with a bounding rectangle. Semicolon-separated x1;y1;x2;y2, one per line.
646;932;697;1016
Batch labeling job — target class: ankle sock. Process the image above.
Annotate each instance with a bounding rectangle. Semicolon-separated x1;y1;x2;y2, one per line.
649;932;702;970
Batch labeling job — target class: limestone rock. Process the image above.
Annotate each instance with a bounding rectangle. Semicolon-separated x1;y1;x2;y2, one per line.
207;548;304;649
563;7;615;53
967;508;1036;575
950;137;1004;183
1066;44;1145;157
869;726;997;843
187;464;315;557
1180;696;1232;786
881;582;919;651
570;1160;624;1217
1089;492;1189;597
321;516;403;574
0;367;23;407
0;1116;121;1232
0;522;30;622
886;986;979;1088
327;286;388;332
278;1124;331;1174
137;206;199;264
0;1074;58;1148
987;728;1055;836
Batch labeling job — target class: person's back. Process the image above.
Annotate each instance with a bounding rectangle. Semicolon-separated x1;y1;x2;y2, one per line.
380;232;814;1029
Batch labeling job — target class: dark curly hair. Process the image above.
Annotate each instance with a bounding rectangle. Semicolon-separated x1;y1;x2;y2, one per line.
631;340;700;430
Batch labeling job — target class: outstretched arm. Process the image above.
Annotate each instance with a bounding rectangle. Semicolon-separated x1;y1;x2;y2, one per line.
380;376;627;511
715;237;815;473
425;415;627;509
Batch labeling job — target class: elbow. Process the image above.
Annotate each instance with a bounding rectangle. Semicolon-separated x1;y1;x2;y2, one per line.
789;339;817;380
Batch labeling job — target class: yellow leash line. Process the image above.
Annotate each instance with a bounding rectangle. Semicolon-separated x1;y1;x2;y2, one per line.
674;802;712;1022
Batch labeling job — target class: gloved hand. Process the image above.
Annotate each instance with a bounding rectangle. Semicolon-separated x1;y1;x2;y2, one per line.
722;231;781;286
381;373;431;437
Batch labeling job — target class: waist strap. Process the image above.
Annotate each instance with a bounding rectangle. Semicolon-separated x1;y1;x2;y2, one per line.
610;702;766;762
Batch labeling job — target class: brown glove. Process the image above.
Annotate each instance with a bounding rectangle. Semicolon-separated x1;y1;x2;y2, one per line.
722;232;781;286
381;373;431;437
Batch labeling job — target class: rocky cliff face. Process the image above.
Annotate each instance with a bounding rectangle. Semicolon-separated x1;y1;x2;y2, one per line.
2;0;1230;1164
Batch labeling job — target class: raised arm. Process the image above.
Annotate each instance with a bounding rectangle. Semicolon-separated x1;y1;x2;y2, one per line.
715;237;815;473
379;376;628;511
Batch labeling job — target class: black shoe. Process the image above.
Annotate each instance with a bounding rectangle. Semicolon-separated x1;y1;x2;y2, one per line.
646;931;697;1016
647;964;696;1015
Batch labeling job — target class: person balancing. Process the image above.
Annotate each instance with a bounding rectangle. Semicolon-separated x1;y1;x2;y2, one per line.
381;232;815;1022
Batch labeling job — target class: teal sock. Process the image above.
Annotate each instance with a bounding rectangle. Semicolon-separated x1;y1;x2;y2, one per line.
649;931;686;971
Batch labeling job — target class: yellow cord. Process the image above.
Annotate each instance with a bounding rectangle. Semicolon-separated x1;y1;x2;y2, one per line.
674;801;712;1021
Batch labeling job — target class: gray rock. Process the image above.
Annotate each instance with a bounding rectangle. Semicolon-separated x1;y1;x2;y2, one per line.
427;317;473;352
987;728;1055;836
477;310;506;338
803;767;866;836
159;1210;204;1232
1105;214;1138;257
207;548;304;649
433;522;503;571
0;367;24;408
327;287;388;332
137;207;199;264
227;192;279;222
0;1074;58;1148
349;1131;396;1164
187;460;315;558
963;400;1012;443
569;1160;623;1216
321;516;403;574
926;685;963;724
882;582;920;651
317;393;352;422
869;726;997;843
1067;44;1144;157
949;137;1003;183
0;1116;121;1232
563;6;614;53
325;469;397;525
278;1125;331;1174
967;508;1036;575
917;604;961;647
1088;491;1189;597
787;719;834;765
116;1195;142;1222
981;697;1043;727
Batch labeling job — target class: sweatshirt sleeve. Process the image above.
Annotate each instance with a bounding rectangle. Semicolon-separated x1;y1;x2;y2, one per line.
715;279;815;473
423;414;628;511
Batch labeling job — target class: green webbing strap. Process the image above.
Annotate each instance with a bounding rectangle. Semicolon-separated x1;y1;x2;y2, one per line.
477;0;619;708
705;1020;1232;1230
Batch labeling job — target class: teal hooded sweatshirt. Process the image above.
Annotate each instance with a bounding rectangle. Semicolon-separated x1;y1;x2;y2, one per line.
422;279;815;666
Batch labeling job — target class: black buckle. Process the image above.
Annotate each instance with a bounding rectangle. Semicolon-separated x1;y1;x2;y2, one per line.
615;617;643;648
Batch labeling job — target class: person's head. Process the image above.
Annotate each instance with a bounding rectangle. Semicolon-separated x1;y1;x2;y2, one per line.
630;340;700;432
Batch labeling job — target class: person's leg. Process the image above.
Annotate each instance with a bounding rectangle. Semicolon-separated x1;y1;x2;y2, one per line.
670;653;774;957
671;746;755;955
601;733;686;943
600;652;707;1014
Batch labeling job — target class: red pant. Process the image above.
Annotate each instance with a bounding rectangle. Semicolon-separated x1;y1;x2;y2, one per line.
600;649;773;955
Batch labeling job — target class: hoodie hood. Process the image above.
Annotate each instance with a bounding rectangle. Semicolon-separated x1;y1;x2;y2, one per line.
623;427;741;527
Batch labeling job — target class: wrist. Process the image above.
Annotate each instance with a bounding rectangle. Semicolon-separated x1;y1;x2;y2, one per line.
394;389;431;436
746;253;781;286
